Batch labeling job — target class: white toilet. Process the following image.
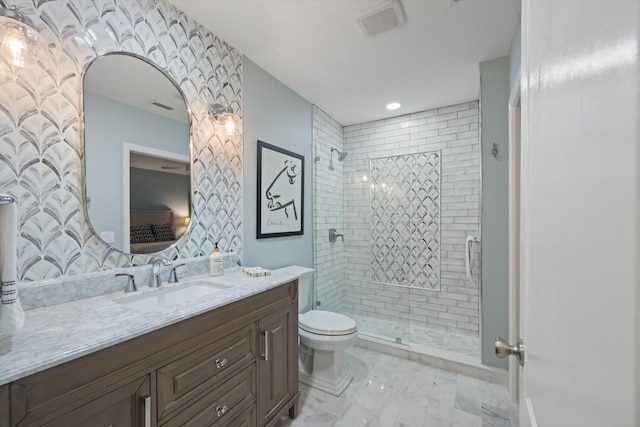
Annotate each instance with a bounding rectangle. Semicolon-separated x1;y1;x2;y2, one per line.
293;267;358;397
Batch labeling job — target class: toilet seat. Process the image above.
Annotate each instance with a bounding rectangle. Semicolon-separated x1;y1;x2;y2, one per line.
299;310;357;336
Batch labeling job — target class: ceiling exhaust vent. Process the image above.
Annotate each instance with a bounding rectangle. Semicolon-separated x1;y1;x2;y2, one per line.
151;100;174;111
357;0;406;37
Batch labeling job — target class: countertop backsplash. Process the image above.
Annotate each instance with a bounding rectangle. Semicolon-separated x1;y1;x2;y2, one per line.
18;253;238;311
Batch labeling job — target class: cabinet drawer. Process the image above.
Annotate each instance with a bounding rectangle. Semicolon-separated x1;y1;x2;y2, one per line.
227;404;257;427
163;365;256;427
157;324;256;420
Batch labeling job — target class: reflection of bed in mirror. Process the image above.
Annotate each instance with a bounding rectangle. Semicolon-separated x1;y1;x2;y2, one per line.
129;209;177;254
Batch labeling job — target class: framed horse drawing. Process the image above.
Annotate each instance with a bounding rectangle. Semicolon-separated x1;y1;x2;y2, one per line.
257;140;304;238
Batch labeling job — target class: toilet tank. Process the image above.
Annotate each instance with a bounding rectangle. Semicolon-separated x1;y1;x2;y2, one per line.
297;269;314;313
274;266;315;313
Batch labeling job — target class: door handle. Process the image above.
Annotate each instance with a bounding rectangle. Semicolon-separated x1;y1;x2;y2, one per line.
494;337;525;366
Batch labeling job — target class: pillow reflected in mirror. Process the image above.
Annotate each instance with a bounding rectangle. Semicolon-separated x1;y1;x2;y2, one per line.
152;223;175;242
130;224;155;244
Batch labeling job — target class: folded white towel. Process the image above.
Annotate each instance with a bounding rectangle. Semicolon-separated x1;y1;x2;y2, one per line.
242;267;271;277
0;199;24;334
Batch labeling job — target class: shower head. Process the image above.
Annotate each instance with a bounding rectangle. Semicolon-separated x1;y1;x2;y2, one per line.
331;148;348;161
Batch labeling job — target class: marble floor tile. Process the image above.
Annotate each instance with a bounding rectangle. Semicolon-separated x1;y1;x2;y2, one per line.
273;346;518;427
453;409;482;427
480;403;511;427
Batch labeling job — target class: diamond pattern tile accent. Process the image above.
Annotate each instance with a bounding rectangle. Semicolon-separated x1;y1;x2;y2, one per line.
370;151;441;290
0;0;243;281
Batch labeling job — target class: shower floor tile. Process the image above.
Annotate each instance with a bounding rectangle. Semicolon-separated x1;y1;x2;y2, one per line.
348;313;480;358
274;346;518;427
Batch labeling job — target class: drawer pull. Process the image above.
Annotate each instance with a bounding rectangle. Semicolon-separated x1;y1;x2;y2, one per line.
142;395;151;427
215;358;228;368
216;405;228;417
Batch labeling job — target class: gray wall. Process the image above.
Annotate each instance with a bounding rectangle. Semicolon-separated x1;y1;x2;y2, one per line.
480;56;510;368
509;16;521;94
242;57;313;269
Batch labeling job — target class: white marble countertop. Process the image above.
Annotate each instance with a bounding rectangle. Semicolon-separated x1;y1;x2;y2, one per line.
0;266;311;386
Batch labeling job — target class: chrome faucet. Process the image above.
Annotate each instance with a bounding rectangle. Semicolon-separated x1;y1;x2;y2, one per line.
171;263;186;283
151;257;171;287
116;273;137;293
329;228;344;242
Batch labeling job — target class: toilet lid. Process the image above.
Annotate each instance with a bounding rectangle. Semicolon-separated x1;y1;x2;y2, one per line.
299;310;357;336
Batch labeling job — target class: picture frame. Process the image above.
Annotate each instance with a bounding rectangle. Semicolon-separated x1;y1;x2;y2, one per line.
257;140;304;238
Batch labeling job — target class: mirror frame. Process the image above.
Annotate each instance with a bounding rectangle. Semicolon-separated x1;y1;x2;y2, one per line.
81;51;194;256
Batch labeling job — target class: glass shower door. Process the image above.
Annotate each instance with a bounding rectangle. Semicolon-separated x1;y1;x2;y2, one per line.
367;154;412;344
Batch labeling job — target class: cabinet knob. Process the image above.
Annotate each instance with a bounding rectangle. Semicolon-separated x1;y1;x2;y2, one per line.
216;405;228;417
215;358;227;368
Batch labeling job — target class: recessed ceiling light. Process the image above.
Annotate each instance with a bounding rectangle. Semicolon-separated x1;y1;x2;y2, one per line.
386;102;401;110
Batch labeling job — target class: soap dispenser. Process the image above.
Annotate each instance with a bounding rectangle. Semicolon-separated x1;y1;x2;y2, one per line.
209;242;224;276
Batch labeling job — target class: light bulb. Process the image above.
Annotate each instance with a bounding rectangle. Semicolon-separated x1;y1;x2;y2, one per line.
218;112;241;137
223;115;235;136
0;15;44;68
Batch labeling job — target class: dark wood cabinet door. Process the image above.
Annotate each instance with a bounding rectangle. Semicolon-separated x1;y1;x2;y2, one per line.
0;384;9;427
42;375;151;427
257;304;296;426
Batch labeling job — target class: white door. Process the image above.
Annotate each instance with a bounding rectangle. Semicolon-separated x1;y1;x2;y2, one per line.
517;1;639;426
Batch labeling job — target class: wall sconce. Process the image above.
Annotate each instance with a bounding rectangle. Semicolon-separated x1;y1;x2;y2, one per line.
209;103;241;137
0;2;45;67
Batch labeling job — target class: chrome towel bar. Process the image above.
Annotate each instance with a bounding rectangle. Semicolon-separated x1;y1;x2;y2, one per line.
0;195;15;204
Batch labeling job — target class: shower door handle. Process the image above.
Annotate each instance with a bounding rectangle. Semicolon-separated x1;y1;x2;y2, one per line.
494;337;525;366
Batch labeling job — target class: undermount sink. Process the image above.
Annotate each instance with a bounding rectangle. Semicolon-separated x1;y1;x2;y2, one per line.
114;281;232;313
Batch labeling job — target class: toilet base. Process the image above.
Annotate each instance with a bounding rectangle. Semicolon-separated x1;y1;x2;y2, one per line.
298;346;353;397
299;368;353;397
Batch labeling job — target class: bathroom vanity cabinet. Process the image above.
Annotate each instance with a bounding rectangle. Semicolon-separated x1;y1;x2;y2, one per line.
2;280;298;427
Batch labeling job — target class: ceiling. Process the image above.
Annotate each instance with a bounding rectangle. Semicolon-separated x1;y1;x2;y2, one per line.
130;152;190;176
84;54;189;123
168;0;520;126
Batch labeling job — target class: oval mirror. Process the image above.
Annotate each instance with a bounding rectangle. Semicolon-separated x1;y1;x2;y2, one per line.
83;53;191;254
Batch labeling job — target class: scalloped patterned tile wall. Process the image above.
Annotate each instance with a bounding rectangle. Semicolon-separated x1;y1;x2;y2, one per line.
370;151;441;290
0;0;243;281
